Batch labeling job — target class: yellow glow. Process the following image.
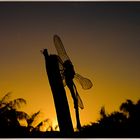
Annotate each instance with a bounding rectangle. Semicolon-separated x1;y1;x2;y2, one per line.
1;3;140;130
52;118;59;131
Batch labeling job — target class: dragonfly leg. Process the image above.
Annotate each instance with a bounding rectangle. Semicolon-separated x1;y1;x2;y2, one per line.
69;86;77;109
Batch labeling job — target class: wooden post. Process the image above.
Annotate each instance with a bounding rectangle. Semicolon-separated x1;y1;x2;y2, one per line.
42;49;74;135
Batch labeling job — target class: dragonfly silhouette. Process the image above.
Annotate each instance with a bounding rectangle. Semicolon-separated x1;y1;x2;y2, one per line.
53;35;93;130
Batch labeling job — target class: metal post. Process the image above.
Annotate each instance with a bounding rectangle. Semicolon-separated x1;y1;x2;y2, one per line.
42;49;74;135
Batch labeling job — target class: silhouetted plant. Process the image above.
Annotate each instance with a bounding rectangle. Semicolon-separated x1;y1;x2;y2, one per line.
120;99;135;118
0;93;29;137
1;92;140;137
26;110;41;131
79;99;140;137
100;106;107;119
0;93;27;124
0;92;26;108
35;118;53;132
119;99;140;130
25;110;52;132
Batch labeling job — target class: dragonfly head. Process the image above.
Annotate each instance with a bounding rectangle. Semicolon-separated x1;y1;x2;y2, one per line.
63;60;73;68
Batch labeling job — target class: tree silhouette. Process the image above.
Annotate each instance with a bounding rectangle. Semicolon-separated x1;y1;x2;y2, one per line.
120;99;135;118
79;99;140;138
0;93;27;124
1;92;140;138
0;93;28;137
0;93;53;137
119;99;140;135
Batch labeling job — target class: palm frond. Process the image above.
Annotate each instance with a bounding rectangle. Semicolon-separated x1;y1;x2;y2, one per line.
16;111;30;120
0;92;11;104
8;98;27;109
27;110;41;126
31;110;41;120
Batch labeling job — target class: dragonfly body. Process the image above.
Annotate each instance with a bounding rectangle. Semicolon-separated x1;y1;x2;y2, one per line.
53;34;93;130
63;60;77;106
63;60;75;84
63;60;81;129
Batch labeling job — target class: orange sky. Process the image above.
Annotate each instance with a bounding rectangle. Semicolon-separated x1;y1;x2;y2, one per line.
0;2;140;129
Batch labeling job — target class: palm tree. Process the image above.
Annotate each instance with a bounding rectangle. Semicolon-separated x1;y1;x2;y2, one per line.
0;92;28;137
120;99;135;118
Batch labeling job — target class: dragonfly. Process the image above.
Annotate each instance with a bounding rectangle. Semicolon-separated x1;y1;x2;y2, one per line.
53;35;93;130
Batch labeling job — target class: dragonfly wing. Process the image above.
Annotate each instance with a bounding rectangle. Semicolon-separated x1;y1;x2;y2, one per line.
53;35;70;62
74;73;93;90
76;91;84;109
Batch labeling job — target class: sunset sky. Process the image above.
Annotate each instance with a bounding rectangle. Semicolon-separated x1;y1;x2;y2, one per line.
0;2;140;129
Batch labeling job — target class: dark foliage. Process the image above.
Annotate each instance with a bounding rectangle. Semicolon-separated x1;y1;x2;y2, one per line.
79;99;140;138
0;93;140;138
